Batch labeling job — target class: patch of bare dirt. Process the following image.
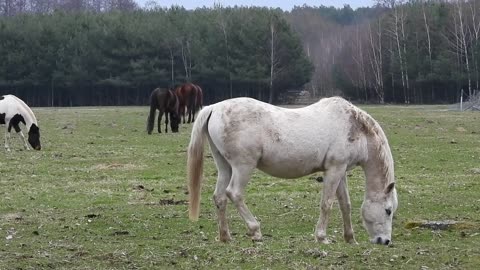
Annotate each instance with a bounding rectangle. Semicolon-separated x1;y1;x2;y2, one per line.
405;220;480;230
1;213;23;222
92;163;144;170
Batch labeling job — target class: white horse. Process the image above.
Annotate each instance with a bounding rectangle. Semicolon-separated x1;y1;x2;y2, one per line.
187;97;398;245
0;95;41;151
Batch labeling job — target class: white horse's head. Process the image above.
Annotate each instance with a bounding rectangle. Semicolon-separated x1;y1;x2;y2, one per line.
361;182;398;245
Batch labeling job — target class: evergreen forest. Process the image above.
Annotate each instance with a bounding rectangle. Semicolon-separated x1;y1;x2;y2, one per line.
0;0;478;106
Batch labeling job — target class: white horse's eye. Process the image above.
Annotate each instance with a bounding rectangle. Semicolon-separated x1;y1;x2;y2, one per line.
385;209;392;216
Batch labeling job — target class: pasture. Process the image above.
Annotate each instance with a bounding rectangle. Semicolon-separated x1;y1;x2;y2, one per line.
0;104;479;269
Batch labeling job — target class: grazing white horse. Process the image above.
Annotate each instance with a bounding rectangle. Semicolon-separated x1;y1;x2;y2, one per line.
0;95;41;151
187;97;398;245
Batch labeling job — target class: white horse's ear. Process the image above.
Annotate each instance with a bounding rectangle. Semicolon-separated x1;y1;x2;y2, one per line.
385;182;395;195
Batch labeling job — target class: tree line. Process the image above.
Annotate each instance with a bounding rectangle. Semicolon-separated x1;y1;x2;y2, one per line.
1;0;479;106
0;0;312;106
288;0;480;104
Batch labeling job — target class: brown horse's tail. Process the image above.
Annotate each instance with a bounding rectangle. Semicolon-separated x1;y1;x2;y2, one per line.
146;89;158;134
195;85;203;111
187;105;213;221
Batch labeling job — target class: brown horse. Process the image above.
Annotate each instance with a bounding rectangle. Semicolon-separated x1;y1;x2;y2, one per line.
175;83;202;124
146;88;180;134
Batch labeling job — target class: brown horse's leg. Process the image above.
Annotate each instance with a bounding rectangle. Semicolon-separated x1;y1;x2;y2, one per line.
187;105;192;124
180;106;186;124
165;112;169;133
157;110;164;133
188;104;196;123
192;106;196;123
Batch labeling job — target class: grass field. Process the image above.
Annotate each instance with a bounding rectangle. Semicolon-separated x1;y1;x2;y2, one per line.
0;104;479;269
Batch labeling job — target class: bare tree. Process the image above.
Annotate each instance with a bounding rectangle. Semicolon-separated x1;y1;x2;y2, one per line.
179;38;191;81
422;0;434;99
268;18;278;104
214;4;233;98
382;0;410;103
0;0;27;16
456;0;472;97
354;24;369;101
368;18;385;103
468;0;480;90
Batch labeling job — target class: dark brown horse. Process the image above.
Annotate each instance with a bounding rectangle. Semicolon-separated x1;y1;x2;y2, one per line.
175;83;203;124
146;88;180;134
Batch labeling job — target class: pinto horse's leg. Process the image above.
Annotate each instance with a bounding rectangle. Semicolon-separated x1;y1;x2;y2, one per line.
210;143;233;242
315;165;346;244
226;165;262;241
4;123;11;152
336;176;357;244
13;124;29;150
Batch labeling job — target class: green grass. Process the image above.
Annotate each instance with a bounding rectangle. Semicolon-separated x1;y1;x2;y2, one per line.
1;105;479;269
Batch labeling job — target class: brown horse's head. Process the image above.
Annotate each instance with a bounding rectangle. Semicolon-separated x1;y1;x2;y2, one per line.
168;89;181;133
170;112;180;133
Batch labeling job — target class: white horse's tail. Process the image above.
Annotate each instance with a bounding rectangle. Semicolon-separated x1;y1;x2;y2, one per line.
187;105;213;221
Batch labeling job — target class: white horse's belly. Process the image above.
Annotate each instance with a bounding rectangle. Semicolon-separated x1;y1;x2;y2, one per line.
258;163;320;179
257;148;325;179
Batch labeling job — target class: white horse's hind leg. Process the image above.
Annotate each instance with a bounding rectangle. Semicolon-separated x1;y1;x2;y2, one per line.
226;165;261;241
210;146;233;242
315;165;346;244
336;176;357;244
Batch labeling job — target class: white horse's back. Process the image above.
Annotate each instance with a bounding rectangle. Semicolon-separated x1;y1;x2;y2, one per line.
207;97;368;178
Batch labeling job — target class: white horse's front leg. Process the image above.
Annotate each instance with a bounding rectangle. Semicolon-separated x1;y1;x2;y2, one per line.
18;130;30;150
315;165;346;244
336;176;357;244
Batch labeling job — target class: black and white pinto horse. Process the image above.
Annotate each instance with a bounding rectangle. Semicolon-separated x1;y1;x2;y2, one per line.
0;95;41;151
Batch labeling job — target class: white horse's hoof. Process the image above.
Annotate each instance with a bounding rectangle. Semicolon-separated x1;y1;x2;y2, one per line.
218;231;232;242
315;235;331;244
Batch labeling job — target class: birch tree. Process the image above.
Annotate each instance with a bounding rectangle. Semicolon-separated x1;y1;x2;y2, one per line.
368;18;385;103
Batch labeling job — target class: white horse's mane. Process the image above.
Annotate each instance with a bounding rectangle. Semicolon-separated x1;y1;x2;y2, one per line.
318;97;393;185
346;100;394;184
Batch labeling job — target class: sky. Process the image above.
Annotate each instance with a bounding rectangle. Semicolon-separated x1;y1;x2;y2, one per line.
135;1;376;10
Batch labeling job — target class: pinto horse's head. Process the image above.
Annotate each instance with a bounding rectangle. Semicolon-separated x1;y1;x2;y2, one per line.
361;182;397;245
28;124;41;150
